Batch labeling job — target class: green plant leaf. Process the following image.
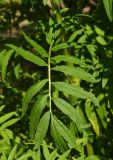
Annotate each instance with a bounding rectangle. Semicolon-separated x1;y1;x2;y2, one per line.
49;149;57;160
86;45;96;58
1;50;14;81
17;151;34;160
68;29;83;42
85;101;100;135
97;94;107;129
0;105;5;112
23;32;48;57
8;144;18;160
51;117;67;151
96;36;107;45
58;149;71;160
77;35;87;44
6;44;47;66
30;94;48;138
70;122;78;137
94;26;105;37
36;149;41;160
103;0;113;21
0;118;19;131
43;140;50;160
52;116;81;151
85;24;93;36
14;63;21;79
0;49;6;71
1;129;13;140
51;55;86;67
22;79;48;117
52;65;98;83
42;140;57;160
52;82;100;107
0;139;11;152
52;98;89;131
34;111;50;149
52;43;68;51
0;111;17;124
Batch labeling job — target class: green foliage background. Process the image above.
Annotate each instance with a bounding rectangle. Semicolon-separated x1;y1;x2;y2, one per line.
0;0;113;159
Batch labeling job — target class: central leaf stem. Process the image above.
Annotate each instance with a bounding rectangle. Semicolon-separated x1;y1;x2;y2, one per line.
48;40;54;113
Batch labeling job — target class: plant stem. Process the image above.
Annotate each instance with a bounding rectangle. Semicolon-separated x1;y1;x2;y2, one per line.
48;40;54;114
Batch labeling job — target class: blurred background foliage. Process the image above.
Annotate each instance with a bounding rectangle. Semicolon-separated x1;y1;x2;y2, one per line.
0;0;113;159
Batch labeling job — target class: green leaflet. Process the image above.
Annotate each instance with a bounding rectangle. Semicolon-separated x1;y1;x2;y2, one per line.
29;94;48;138
96;36;107;45
0;49;6;71
14;63;21;79
16;151;34;160
52;116;81;151
94;26;105;37
51;55;86;67
52;98;89;131
0;111;17;124
1;50;14;81
52;43;68;51
51;117;67;151
34;111;50;149
43;140;51;160
77;35;87;44
52;82;100;107
0;139;11;153
36;149;41;160
74;106;90;129
68;29;83;42
1;129;13;139
22;79;48;117
8;144;18;160
86;45;96;58
70;122;79;137
103;0;113;21
52;65;98;83
85;102;100;136
49;149;57;160
85;24;93;36
43;140;57;160
46;27;54;44
58;149;71;160
0;105;5;112
23;32;48;57
6;44;47;66
97;94;107;129
0;118;19;131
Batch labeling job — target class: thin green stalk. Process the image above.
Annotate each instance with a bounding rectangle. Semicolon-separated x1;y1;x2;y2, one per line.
48;40;54;114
